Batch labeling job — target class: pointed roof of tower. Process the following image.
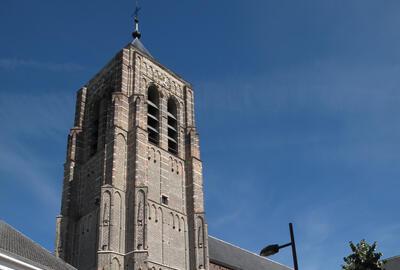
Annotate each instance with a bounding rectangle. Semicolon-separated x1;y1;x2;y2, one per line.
130;2;153;58
131;37;152;58
121;2;191;87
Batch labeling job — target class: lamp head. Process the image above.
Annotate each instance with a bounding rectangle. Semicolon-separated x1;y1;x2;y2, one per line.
260;244;280;257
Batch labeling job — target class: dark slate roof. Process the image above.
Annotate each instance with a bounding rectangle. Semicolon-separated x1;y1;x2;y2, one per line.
208;236;292;270
0;220;76;270
385;255;400;270
126;38;192;88
131;38;153;58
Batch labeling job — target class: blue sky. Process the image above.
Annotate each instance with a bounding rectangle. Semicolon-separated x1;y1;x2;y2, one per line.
1;1;400;269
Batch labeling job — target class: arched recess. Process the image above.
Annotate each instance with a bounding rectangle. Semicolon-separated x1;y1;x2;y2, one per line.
152;204;157;222
181;217;185;232
111;257;120;270
114;134;127;190
176;214;180;231
149;66;154;78
159;207;164;262
196;216;205;269
134;96;142;127
196;217;204;248
136;190;146;250
126;191;134;252
101;191;111;251
112;191;122;252
170;212;175;229
147;85;160;145
167;97;178;154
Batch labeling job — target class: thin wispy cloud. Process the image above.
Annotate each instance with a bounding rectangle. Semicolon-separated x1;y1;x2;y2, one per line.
0;91;74;139
197;61;400;116
0;91;73;210
0;141;59;207
197;60;400;156
0;58;85;72
210;206;245;228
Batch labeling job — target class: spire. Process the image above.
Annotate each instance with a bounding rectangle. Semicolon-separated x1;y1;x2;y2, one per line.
132;1;141;39
130;1;152;58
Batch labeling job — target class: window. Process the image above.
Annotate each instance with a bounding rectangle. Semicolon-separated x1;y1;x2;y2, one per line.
161;195;169;205
147;86;160;145
167;98;178;154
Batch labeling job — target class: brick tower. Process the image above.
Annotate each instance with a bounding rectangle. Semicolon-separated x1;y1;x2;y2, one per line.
55;13;209;270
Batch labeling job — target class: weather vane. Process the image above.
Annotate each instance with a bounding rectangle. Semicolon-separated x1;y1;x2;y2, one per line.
132;0;142;39
134;0;141;19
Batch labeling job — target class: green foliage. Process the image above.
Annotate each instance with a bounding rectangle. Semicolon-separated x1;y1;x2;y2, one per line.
342;239;386;270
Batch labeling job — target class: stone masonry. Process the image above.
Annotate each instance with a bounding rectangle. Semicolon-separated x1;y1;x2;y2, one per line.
55;39;209;270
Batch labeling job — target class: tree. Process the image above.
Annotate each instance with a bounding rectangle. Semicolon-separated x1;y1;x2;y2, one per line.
342;239;386;270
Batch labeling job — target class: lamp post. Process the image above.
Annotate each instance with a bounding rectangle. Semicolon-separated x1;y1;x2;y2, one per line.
259;223;299;270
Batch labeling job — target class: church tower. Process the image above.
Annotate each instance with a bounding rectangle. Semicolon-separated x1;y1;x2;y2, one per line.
55;12;209;270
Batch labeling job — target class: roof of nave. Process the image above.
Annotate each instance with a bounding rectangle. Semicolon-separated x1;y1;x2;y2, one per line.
384;255;400;270
0;220;77;270
208;235;292;270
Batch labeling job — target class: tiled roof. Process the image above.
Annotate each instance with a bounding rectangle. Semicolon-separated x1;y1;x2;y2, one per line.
0;220;76;270
385;255;400;270
208;236;292;270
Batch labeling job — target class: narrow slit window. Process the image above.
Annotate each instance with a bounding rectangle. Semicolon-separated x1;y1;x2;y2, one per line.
162;195;169;205
167;98;178;154
147;86;160;145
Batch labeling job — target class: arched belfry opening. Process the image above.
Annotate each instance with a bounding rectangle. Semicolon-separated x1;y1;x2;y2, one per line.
167;97;178;154
147;85;160;145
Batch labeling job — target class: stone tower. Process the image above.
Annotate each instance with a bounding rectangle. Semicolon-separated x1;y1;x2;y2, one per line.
55;14;209;270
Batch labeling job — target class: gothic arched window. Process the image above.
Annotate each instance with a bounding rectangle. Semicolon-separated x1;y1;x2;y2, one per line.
167;97;178;154
147;86;160;145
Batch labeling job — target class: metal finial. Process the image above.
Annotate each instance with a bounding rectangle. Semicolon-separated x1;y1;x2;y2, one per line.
132;0;141;39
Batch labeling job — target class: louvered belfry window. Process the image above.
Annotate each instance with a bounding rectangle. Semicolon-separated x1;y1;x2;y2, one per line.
167;98;178;154
147;86;160;145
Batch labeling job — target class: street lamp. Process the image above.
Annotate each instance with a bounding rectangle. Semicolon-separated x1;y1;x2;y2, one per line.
259;223;299;270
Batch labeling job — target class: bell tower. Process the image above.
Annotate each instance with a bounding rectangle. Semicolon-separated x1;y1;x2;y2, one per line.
55;10;209;270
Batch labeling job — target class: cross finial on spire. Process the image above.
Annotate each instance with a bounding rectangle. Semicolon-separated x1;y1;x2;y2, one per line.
132;0;142;39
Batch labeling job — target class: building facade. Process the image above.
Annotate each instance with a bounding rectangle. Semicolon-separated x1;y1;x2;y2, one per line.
55;19;208;270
